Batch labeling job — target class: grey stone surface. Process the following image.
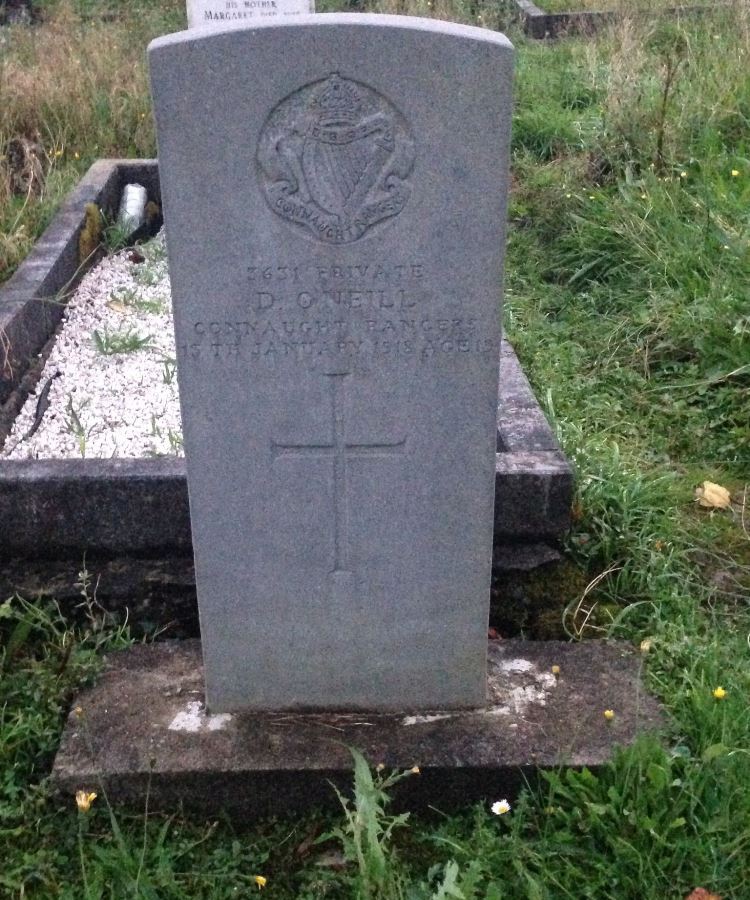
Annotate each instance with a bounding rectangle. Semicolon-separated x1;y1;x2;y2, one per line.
0;550;562;641
52;638;663;819
494;450;573;541
496;340;561;452
149;16;514;712
0;458;190;557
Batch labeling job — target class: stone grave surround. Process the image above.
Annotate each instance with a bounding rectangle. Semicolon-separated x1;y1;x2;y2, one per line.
149;15;513;713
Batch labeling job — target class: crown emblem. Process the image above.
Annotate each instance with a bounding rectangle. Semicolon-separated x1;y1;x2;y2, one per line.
310;74;363;126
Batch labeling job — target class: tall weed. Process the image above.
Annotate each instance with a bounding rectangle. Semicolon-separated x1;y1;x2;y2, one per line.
0;0;183;281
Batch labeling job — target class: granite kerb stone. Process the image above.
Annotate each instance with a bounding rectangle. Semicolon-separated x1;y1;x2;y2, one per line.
0;457;191;556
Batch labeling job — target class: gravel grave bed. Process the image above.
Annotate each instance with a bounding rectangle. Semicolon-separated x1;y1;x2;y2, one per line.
1;232;185;460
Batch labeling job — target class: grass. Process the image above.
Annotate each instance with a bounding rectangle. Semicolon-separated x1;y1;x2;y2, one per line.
0;0;183;283
63;392;93;456
540;0;722;14
1;0;750;897
91;326;154;355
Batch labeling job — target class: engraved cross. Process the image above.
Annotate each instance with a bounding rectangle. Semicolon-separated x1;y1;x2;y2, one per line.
272;372;406;599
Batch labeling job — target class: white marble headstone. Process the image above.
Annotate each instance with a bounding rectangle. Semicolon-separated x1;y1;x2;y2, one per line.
187;0;313;29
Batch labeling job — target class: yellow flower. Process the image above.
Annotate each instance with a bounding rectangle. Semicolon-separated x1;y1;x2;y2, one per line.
640;193;647;200
73;706;84;717
603;709;615;721
551;665;560;676
74;151;80;159
54;149;63;158
75;790;97;812
411;765;420;775
680;171;688;178
713;686;727;700
254;875;267;889
376;762;385;772
640;638;653;654
565;192;572;198
731;169;740;177
491;799;511;815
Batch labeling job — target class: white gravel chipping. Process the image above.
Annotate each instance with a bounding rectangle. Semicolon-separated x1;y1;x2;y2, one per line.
1;231;185;460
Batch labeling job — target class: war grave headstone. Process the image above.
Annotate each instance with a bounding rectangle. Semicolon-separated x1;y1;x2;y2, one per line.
51;15;661;816
152;14;512;713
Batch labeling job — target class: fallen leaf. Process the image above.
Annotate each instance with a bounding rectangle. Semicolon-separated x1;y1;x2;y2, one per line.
694;481;731;509
128;250;145;264
685;888;722;900
488;627;502;640
106;300;129;314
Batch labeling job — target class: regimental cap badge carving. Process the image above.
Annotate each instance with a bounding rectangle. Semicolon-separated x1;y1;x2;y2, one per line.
310;73;363;124
257;73;415;245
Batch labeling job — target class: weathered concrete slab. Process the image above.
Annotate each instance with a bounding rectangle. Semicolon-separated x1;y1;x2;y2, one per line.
52;638;662;819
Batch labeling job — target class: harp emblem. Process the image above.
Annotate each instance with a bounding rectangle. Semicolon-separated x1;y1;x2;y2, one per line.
257;74;415;244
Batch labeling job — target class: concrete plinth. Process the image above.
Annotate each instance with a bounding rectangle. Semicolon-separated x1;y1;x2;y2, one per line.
52;639;662;819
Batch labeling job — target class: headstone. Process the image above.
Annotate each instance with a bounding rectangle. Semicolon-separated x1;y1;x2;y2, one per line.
149;14;513;712
186;0;313;29
0;0;33;26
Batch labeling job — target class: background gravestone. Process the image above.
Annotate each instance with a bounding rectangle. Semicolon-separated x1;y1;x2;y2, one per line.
0;0;33;25
149;14;513;713
186;0;313;28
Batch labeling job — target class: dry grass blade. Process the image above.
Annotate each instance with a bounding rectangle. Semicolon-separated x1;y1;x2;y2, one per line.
564;563;624;639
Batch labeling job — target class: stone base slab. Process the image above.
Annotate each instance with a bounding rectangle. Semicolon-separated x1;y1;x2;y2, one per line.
52;639;662;819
